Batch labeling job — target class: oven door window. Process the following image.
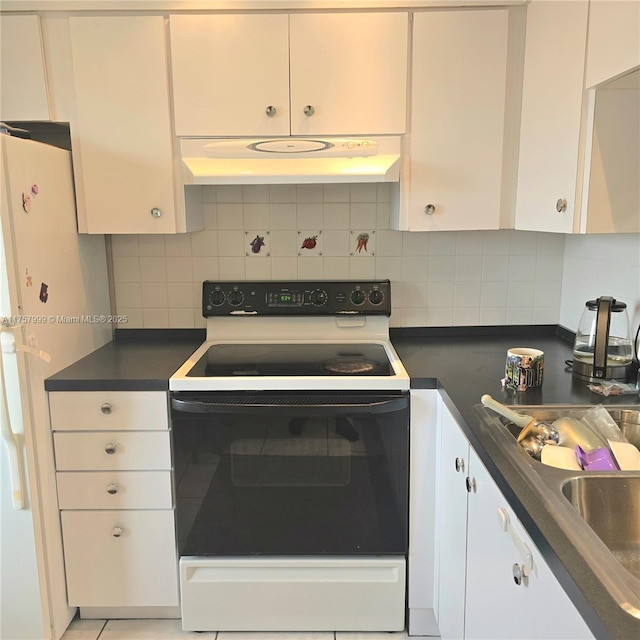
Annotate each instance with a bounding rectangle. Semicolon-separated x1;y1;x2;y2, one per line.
171;392;409;557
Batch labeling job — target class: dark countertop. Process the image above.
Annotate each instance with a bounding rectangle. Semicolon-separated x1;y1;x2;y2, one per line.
45;331;204;391
45;327;640;638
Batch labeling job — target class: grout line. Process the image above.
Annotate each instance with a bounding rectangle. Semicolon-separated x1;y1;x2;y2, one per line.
95;619;108;639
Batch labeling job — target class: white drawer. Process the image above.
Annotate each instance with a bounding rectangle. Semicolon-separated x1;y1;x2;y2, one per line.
49;391;168;431
53;431;171;471
57;471;172;509
61;509;179;607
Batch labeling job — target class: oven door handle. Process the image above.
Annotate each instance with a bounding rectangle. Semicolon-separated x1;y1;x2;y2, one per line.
171;395;408;416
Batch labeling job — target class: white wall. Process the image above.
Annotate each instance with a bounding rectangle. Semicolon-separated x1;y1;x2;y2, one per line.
559;234;640;335
110;183;565;329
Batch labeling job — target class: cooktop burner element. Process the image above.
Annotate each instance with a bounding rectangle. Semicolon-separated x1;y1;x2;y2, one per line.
322;358;377;375
186;343;393;378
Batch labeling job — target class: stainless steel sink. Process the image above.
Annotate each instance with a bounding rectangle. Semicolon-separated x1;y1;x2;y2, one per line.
562;476;640;581
473;404;640;620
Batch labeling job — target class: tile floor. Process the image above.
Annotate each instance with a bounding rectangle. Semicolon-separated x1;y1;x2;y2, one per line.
61;617;412;640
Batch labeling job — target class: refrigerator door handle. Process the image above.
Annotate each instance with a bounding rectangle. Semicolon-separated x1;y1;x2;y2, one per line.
0;330;25;509
1;339;51;363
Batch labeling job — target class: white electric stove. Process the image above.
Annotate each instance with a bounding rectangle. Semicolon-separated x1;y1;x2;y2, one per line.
169;281;410;633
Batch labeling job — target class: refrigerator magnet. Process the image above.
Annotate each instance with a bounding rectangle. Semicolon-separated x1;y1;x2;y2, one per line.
39;282;48;303
31;184;39;196
22;193;32;213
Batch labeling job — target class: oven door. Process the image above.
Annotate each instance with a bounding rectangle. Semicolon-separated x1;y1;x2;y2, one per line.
171;391;409;557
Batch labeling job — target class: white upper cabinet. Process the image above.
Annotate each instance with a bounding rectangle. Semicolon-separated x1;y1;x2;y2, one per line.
169;12;408;137
69;16;200;234
585;0;640;88
288;13;408;136
170;14;290;137
0;15;50;121
582;71;640;233
394;9;510;231
514;0;589;233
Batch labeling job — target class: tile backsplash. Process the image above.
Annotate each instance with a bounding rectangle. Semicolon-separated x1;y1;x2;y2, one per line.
111;183;569;329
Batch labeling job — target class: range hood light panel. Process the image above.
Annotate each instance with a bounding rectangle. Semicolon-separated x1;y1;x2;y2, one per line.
181;137;402;185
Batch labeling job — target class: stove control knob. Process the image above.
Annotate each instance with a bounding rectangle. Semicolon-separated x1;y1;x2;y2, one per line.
350;289;365;305
369;289;384;305
209;290;225;306
228;290;244;306
311;289;328;306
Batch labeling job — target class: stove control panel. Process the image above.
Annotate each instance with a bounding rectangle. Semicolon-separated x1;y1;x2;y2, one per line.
202;280;391;316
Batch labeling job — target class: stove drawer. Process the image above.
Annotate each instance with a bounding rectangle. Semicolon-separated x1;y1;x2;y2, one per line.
53;431;171;471
49;391;168;431
57;471;173;509
62;509;179;607
180;556;406;631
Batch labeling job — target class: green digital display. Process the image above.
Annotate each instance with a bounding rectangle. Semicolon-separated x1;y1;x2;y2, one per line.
280;294;292;303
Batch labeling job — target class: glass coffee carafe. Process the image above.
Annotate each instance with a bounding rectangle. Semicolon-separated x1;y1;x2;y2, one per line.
572;296;634;381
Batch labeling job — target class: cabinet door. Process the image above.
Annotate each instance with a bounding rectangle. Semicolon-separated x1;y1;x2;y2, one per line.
436;404;470;640
583;82;640;233
61;510;179;607
465;449;594;640
0;15;50;120
289;13;408;136
170;14;290;137
69;17;178;233
585;0;640;89
402;10;508;231
514;0;589;233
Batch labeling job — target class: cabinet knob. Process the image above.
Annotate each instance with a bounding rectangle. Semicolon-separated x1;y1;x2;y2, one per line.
104;443;117;455
112;526;124;538
303;105;315;116
465;476;476;493
265;105;277;117
150;207;162;218
512;563;523;586
106;483;119;495
555;198;567;213
100;402;112;415
424;204;436;216
455;457;465;473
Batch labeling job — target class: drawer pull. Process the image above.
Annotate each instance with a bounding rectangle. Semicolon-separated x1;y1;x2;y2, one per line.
100;403;112;415
106;483;119;495
104;443;117;455
111;526;124;538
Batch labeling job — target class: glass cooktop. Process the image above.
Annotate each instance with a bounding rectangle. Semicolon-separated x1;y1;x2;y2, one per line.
186;343;394;377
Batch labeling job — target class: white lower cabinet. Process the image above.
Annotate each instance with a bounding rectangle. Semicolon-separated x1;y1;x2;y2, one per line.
50;391;178;611
436;402;469;640
53;430;170;471
62;510;179;607
56;471;172;510
436;398;594;640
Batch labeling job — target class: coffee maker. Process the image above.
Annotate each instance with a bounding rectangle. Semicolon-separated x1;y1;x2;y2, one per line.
572;296;634;382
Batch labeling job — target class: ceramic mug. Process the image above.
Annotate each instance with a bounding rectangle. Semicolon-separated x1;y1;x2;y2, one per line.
505;347;544;391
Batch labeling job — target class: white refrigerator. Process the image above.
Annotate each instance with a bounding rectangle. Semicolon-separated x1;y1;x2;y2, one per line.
1;133;112;639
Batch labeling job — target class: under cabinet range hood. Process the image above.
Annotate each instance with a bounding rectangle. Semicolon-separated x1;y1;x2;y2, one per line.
180;136;402;185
